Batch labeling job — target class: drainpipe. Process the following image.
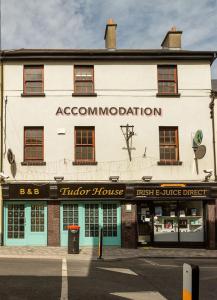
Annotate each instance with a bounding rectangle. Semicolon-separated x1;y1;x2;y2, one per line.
210;90;217;181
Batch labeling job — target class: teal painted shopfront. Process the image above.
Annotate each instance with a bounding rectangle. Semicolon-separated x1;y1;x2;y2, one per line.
4;202;47;246
60;202;121;246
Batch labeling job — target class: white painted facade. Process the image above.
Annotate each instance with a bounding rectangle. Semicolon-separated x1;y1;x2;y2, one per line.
2;59;214;182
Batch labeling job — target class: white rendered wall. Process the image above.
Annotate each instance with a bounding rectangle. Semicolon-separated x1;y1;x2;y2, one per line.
3;61;213;182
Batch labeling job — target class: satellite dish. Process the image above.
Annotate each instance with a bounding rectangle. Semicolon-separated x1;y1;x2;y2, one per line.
193;130;203;146
7;149;15;164
195;145;206;159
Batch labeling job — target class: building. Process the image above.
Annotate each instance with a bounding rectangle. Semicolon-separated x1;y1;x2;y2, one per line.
0;56;3;245
1;21;217;248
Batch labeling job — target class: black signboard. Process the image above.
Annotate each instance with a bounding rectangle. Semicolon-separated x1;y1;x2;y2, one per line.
58;184;125;199
9;184;49;199
135;187;209;198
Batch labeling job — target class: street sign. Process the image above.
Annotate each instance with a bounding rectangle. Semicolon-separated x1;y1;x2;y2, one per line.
193;130;203;146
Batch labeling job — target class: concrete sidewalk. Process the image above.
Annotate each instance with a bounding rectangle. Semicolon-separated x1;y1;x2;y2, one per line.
0;246;217;260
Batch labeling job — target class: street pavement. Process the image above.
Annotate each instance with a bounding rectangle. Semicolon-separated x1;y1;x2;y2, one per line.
0;256;217;299
1;246;217;260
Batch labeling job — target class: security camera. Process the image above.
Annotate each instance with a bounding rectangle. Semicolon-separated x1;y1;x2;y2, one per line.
0;172;9;180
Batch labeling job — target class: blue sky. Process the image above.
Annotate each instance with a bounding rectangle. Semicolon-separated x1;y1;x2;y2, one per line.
2;0;217;78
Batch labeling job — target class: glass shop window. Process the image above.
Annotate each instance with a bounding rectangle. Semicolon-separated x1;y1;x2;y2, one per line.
154;201;178;242
179;201;204;242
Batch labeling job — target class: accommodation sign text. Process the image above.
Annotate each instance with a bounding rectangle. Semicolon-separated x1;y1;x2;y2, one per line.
56;106;162;117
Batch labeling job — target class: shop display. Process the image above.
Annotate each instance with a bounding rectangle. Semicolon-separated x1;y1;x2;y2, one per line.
164;219;173;229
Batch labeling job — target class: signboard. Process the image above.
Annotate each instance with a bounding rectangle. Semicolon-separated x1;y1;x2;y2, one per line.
9;184;49;199
58;184;125;199
193;130;203;146
135;187;209;198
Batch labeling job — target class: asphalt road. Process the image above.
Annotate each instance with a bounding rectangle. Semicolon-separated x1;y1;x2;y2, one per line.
0;257;217;299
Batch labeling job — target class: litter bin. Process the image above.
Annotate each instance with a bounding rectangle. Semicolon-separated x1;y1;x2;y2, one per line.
67;225;80;254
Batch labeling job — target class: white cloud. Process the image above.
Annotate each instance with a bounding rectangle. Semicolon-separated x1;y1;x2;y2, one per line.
2;0;217;77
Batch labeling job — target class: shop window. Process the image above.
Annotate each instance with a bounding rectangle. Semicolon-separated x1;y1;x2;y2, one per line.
23;127;44;164
158;127;180;165
23;65;44;96
153;201;204;243
63;204;79;230
179;201;204;242
74;127;96;165
73;65;95;95
31;205;45;232
157;65;178;96
102;204;117;237
7;204;25;239
85;204;99;237
154;201;178;242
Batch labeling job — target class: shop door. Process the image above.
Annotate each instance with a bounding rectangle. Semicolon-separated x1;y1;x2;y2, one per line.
60;202;121;247
4;202;47;246
60;203;80;246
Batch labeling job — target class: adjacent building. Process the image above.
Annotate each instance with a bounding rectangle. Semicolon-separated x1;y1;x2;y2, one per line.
1;21;217;248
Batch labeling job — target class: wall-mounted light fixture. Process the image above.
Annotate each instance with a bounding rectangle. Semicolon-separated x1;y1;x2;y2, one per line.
203;169;213;182
142;176;152;182
109;176;119;182
54;176;64;182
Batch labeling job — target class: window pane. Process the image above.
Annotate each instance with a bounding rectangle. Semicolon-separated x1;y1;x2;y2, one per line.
159;128;178;161
25;146;43;160
74;66;94;94
158;82;176;94
158;66;177;94
24;128;43;161
24;66;43;94
25;128;43;144
75;128;95;162
75;82;93;94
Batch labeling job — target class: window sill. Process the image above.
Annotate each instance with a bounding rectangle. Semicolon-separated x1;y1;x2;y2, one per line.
157;161;182;166
21;161;46;166
156;93;181;98
72;161;98;166
72;93;97;97
21;93;46;97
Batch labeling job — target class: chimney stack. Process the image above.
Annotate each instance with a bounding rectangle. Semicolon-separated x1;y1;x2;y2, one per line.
104;19;117;50
161;26;182;49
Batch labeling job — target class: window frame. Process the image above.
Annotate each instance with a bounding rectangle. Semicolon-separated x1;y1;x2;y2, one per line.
23;126;44;163
23;65;44;96
157;65;179;96
73;65;96;96
158;126;181;165
74;126;96;165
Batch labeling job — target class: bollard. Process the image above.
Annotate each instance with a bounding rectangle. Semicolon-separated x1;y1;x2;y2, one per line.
183;263;199;300
98;228;103;259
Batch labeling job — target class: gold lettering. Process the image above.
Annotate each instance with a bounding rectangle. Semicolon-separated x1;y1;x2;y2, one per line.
20;189;25;195
34;189;39;195
60;187;70;196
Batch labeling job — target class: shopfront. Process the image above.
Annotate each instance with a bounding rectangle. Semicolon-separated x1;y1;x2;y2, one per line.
135;184;215;248
2;183;124;247
4;201;47;246
1;182;217;249
60;201;121;246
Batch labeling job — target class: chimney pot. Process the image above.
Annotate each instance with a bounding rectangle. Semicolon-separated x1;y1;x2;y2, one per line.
104;18;117;50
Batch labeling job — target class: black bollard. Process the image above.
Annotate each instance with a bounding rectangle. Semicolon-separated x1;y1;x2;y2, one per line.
98;228;103;259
